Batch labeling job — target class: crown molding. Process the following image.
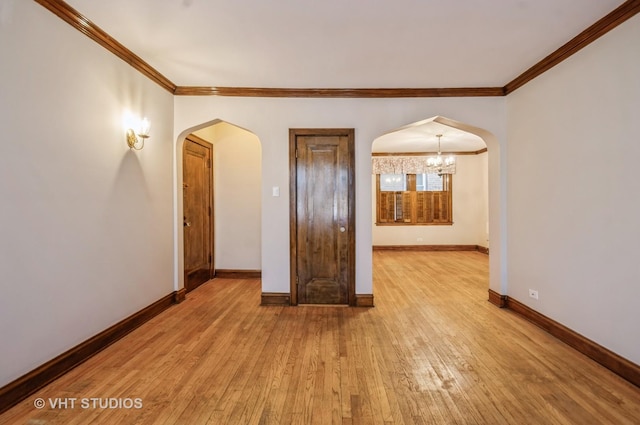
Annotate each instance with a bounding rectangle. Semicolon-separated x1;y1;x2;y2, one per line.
34;0;177;94
173;86;504;98
372;148;487;156
504;0;640;94
35;0;640;98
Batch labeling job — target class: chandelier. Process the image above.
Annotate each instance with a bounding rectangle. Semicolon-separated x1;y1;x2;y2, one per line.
426;134;455;174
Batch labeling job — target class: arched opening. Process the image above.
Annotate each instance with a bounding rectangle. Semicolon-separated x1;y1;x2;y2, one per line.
370;115;503;299
174;119;262;293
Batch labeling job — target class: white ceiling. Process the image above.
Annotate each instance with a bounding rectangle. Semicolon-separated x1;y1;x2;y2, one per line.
64;0;624;88
61;0;625;151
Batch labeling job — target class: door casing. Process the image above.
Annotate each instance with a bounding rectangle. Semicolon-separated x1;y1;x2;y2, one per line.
289;128;356;306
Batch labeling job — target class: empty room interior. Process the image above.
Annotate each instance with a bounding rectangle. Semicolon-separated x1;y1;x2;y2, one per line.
1;0;640;423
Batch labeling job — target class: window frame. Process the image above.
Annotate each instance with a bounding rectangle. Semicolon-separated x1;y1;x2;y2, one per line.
375;173;453;226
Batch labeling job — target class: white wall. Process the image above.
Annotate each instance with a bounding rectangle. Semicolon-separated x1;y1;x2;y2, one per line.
174;98;507;296
4;0;637;391
0;2;174;386
194;122;262;270
506;14;640;363
477;152;489;248
371;153;489;247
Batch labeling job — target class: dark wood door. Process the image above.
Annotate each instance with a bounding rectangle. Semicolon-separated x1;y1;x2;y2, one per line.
290;129;355;305
183;136;213;292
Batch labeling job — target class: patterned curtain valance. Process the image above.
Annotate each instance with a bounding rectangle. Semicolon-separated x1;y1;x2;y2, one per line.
372;156;456;175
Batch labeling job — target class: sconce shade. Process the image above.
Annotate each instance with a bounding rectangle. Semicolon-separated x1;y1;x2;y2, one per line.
139;117;150;137
126;117;150;150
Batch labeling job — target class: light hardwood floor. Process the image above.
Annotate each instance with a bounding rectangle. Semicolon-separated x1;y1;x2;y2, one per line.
2;251;640;424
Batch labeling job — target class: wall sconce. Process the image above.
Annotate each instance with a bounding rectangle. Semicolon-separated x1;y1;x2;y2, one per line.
126;117;150;150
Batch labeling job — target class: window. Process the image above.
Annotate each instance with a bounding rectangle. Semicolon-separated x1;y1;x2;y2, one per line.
376;173;452;225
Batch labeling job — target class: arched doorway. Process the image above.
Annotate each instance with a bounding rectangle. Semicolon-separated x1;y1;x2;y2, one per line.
370;115;503;301
175;119;262;295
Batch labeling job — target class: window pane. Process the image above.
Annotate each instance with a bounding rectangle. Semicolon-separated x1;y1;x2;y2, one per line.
427;174;444;191
380;174;406;191
416;173;426;191
416;173;443;191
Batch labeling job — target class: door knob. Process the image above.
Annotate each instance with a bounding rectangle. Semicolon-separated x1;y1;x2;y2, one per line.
183;217;191;227
339;226;346;233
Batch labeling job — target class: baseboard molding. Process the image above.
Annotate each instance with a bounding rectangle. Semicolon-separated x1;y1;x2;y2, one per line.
355;294;375;307
261;292;291;306
260;292;373;307
215;269;262;279
477;245;490;255
487;289;507;308
373;244;487;253
0;290;182;415
489;293;640;388
174;288;186;303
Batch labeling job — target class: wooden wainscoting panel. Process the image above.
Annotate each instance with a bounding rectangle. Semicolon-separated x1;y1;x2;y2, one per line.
260;293;291;306
506;296;640;388
0;291;180;414
215;269;262;279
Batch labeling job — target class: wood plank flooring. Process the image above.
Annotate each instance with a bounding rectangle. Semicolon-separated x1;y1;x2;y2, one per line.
2;251;640;424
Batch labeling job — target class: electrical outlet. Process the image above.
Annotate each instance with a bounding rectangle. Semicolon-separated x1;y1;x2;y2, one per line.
528;289;539;300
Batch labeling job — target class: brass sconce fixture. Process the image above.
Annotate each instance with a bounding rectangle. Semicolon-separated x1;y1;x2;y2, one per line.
126;117;150;150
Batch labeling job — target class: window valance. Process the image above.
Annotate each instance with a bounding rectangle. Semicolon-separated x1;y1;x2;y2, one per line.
372;156;456;175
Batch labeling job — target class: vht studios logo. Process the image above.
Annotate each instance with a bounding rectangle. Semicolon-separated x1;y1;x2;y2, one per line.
34;397;143;409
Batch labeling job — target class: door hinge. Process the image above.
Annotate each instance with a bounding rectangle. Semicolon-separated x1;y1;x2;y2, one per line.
295;148;298;158
296;275;299;285
209;205;211;216
207;158;212;168
209;254;212;264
